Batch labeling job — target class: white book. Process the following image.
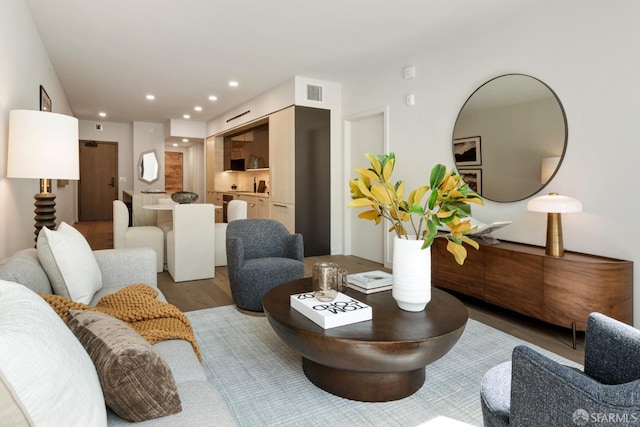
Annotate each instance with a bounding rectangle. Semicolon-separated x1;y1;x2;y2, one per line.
347;283;393;294
346;270;393;289
290;292;373;329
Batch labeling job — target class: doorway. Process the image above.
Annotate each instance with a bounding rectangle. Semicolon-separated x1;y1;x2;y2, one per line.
79;140;118;221
344;108;387;265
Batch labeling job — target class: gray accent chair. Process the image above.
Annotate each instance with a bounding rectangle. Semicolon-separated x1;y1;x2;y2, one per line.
481;312;640;426
226;219;305;312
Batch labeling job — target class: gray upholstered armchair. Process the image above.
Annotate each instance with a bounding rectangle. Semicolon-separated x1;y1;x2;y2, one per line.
226;219;305;312
481;313;640;426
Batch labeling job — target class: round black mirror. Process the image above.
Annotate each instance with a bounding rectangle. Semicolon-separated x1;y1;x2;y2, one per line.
452;74;567;202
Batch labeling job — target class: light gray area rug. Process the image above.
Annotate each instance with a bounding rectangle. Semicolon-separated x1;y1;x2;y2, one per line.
186;306;580;427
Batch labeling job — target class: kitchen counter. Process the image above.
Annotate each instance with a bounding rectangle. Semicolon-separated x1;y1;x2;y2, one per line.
221;191;269;197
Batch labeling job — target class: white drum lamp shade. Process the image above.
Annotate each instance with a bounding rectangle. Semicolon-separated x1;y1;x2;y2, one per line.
7;110;79;241
8;110;79;180
527;193;582;257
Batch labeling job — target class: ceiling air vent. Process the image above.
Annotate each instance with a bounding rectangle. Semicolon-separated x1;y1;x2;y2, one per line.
306;84;323;102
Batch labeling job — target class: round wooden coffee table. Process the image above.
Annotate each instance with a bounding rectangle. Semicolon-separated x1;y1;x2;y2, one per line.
263;278;468;402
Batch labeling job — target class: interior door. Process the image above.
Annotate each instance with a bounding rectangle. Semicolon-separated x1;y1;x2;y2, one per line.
79;140;118;221
346;110;386;264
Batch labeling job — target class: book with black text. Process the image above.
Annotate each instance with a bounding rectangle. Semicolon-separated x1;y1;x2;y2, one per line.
290;292;373;329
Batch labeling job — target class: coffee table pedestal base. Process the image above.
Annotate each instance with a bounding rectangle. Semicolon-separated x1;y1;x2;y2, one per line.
302;358;425;402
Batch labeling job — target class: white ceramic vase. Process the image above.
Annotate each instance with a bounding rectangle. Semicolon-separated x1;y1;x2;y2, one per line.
392;235;432;312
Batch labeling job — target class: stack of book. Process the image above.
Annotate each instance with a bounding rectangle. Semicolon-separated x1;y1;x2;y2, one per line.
347;270;393;294
290;292;373;329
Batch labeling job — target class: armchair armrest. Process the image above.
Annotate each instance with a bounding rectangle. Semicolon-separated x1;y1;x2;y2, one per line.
585;312;640;385
226;236;244;286
284;233;304;261
93;248;157;290
511;345;640;425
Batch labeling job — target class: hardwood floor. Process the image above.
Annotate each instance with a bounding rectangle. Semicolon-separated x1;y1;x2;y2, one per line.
74;220;585;363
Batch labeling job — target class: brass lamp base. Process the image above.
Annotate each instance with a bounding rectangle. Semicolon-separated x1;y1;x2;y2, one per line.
33;178;56;243
545;212;564;257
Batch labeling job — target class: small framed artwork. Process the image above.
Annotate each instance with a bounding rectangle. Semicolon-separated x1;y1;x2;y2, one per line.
453;136;482;166
40;85;51;112
460;169;482;194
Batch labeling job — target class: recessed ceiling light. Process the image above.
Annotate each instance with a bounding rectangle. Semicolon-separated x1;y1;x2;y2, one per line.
209;95;218;101
182;138;188;143
98;112;107;117
229;81;239;87
146;94;155;100
183;114;191;119
172;143;178;147
194;106;202;112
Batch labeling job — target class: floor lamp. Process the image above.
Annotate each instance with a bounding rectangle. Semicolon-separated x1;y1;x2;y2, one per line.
7;110;79;242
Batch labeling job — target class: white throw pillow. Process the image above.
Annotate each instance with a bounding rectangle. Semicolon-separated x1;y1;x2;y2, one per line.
0;279;107;426
37;222;102;303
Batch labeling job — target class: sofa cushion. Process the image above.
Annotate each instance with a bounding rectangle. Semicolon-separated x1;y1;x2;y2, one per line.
67;310;182;422
37;222;102;303
0;280;107;426
0;248;52;294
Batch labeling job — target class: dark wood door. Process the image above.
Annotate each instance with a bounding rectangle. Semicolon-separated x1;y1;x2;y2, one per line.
79;140;118;221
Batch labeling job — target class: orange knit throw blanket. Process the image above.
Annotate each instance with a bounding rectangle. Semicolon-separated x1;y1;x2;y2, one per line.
41;284;202;361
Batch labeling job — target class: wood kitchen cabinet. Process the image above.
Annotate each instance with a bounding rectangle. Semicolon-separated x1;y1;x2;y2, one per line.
269;107;295;204
270;202;295;233
256;195;269;219
212;192;223;223
431;237;633;332
237;194;258;219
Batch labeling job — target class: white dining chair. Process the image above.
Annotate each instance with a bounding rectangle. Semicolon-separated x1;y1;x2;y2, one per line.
112;200;164;272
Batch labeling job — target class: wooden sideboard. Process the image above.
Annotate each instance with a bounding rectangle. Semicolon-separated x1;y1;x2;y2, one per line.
431;237;633;332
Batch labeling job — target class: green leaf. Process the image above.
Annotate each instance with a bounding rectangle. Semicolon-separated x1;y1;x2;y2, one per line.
408;204;425;216
429;164;447;189
427;188;439;210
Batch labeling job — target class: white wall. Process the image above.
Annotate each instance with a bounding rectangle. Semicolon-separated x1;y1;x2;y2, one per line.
0;0;75;256
78;120;133;201
341;0;640;325
133;122;165;192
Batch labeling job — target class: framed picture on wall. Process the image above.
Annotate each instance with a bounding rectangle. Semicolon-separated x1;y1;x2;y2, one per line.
453;136;481;166
459;169;482;194
40;85;51;112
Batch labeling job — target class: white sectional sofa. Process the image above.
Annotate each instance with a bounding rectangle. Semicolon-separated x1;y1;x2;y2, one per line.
0;243;236;426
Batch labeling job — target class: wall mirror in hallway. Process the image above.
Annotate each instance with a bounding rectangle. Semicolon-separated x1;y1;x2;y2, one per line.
138;149;160;184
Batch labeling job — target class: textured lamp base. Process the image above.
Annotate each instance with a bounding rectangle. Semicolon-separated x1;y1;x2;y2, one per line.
34;192;56;243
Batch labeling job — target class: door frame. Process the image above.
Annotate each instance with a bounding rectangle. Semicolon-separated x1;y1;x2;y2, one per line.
342;106;390;268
